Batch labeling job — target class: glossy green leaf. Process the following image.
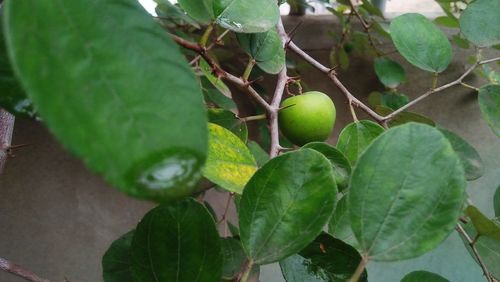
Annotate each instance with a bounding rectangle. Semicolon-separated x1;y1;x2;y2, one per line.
303;142;352;191
155;0;201;28
4;0;208;202
237;29;285;74
459;0;500;47
401;271;449;282
279;233;367;282
336;120;385;165
212;0;280;33
208;108;248;142
247;141;270;167
495;186;500;217
459;221;500;280
465;206;500;241
349;123;466;261
390;13;452;72
177;0;212;24
478;84;500;137
200;58;232;99
328;196;357;246
239;149;337;264
438;128;484;181
203;123;257;194
102;230;134;282
0;17;35;118
434;16;459;28
374;58;406;88
221;238;246;280
131;199;222;282
376;106;436;127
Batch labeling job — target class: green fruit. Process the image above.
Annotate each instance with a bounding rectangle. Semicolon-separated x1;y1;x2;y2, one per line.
278;91;336;146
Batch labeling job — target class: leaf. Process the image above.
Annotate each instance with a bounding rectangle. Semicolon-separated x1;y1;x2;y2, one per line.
177;0;212;24
438;128;484;181
239;149;337;264
102;230;134;282
200;58;232;99
433;16;459;28
203;81;237;111
495;186;500;217
376;106;436;127
381;93;409;110
459;221;500;280
374;58;406;88
130;199;222;282
401;271;449;282
465;206;500;241
302;142;352;191
228;221;240;237
478;84;500;137
459;0;500;47
221;238;246;280
328;196;357;246
212;0;280;33
336;120;385;165
361;0;384;18
390;13;452;73
203;123;257;194
279;233;368;282
451;34;470;49
208;108;248;142
237;29;285;74
247;141;270;167
338;46;350;70
349;123;466;261
155;0;201;28
4;0;208;202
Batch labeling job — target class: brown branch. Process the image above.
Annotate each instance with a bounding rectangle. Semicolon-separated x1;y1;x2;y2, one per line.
456;224;494;282
0;108;15;174
0;257;50;282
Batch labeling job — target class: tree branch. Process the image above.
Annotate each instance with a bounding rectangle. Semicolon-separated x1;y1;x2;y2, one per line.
0;257;50;282
455;224;494;282
0;108;15;174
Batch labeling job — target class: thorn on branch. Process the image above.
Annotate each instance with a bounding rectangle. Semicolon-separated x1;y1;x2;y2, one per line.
243;76;263;87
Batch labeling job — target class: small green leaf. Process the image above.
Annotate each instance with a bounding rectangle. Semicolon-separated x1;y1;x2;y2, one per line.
361;0;384;18
247;141;270;167
338;46;350;70
478;84;500;137
208;108;248;142
367;91;383;108
237;29;285;74
336;120;385;165
177;0;212;24
459;0;500;47
239;149;337;264
434;16;459;28
203;123;257;194
328;196;357;247
390;13;452;72
279;233;368;282
349;123;466;261
401;271;449;282
102;230;134;282
374;58;406;88
155;0;201;28
131;199;222;282
381;93;409;110
203;80;237;111
376;106;436;127
200;58;232;99
495;186;500;217
212;0;280;33
451;34;470;49
4;0;208;202
465;206;500;241
221;238;246;280
438;128;484;181
302;142;352;191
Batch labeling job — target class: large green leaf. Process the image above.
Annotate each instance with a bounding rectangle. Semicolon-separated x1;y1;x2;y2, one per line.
237;29;285;74
336;120;385;165
459;0;500;47
465;206;500;241
478;84;500;137
221;238;246;280
302;142;352;191
177;0;213;24
130;199;222;281
349;123;466;261
239;149;337;264
374;58;406;88
207;108;248;142
438;128;484;181
328;196;357;246
3;0;208;202
211;0;280;33
203;123;257;194
102;230;134;282
400;271;449;282
279;233;368;282
390;13;452;73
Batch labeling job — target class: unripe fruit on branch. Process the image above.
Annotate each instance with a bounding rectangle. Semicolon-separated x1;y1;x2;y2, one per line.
278;91;336;146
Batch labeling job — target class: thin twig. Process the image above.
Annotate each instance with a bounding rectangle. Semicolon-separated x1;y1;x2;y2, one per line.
0;108;15;174
190;29;230;65
0;257;50;282
456;224;494;282
348;0;382;56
